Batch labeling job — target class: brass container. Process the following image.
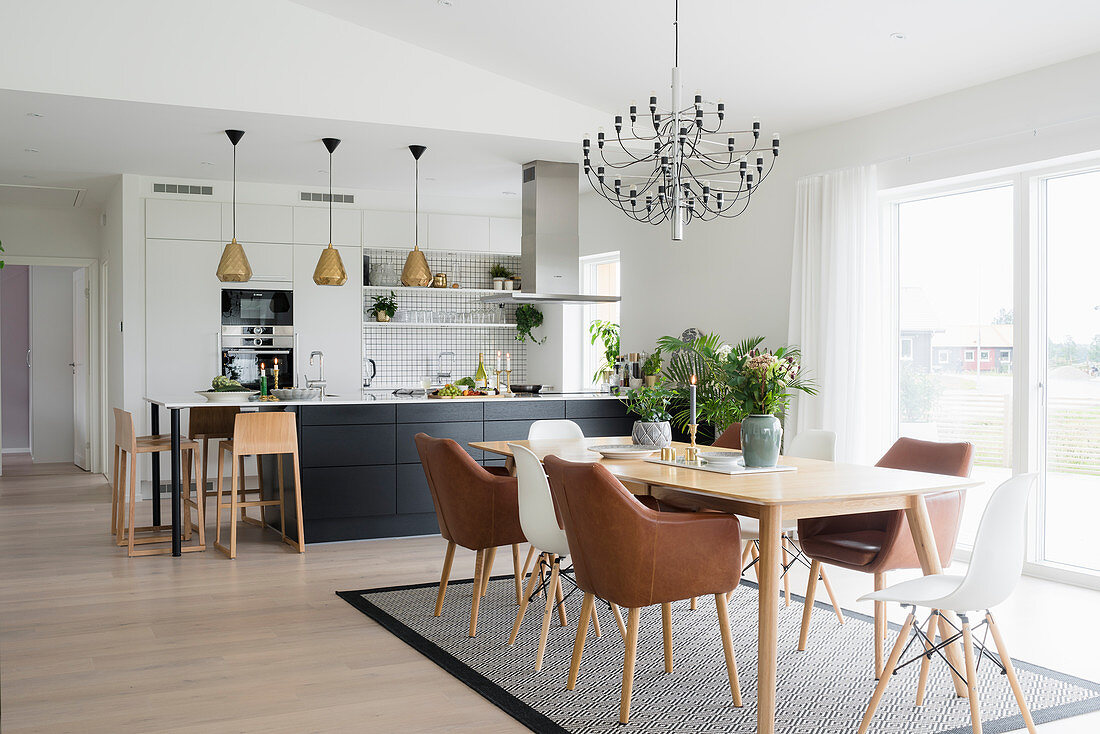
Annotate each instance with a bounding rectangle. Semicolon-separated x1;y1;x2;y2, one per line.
401;244;432;287
216;239;252;282
375;312;391;323
432;273;448;288
685;446;700;463
660;446;677;462
312;244;347;286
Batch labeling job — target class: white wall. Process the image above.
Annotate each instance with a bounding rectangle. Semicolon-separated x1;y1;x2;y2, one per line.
1;266;30;451
29;266;76;463
0;205;102;260
589;51;1100;358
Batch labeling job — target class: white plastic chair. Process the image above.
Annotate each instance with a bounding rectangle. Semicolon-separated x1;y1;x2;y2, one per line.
856;474;1038;734
736;429;845;623
506;443;620;670
528;419;584;441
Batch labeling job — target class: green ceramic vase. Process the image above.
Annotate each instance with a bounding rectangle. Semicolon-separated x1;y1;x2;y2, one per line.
740;414;782;468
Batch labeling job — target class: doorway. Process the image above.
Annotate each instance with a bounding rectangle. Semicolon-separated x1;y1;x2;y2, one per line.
0;261;94;475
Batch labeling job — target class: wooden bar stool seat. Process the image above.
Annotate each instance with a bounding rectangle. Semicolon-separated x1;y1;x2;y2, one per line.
213;411;304;559
188;406;265;536
111;408;205;557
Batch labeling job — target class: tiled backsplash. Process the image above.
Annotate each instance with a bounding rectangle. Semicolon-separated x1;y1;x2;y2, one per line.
362;249;527;388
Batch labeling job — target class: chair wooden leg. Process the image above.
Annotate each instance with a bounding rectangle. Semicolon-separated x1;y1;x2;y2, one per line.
214;445;226;554
469;549;485;638
819;566;846;624
191;448;205;547
509;553;544;645
238;455;248;523
916;611;937;706
611;603;627;641
782;538;791;607
228;452;240;559
183;449;193;541
115;450;130;543
798;559;820;651
520;544;536;584
661;602;674;673
750;543;760;582
555;574;568;627
858;612;916;734
874;572;886;678
740;541;753;573
962;619;983;734
291;450;304;552
512;543;522;605
110;445;120;535
435;540;456;616
277;454;286;538
986;612;1037;734
620;607;641;725
480;546;497;598
256;453;266;526
200;437;210;526
591;601;602;637
567;592;595;690
126;449;137;557
690;596;697;610
715;593;743;707
535;558;560;671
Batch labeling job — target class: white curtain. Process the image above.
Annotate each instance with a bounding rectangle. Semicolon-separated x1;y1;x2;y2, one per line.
787;165;893;463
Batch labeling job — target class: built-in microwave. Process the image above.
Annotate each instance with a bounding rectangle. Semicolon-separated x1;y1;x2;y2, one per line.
221;288;293;327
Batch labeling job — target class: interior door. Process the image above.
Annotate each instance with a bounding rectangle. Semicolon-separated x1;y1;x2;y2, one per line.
72;268;89;470
29;266;75;464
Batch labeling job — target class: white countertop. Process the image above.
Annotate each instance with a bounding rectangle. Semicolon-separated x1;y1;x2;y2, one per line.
144;391;621;410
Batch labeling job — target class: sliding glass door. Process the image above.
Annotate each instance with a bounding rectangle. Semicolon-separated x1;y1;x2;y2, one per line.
1038;169;1100;572
894;185;1015;546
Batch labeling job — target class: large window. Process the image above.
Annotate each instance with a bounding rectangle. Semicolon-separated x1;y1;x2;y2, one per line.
581;252;620;387
894;185;1015;547
888;161;1100;585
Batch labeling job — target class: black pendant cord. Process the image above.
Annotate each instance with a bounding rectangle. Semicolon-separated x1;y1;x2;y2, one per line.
414;157;419;247
232;143;237;241
674;0;679;68
328;151;333;245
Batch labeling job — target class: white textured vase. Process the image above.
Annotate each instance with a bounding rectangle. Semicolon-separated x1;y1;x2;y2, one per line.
632;421;672;447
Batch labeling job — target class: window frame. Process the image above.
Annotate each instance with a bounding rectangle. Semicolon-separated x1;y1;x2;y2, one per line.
579;251;621;389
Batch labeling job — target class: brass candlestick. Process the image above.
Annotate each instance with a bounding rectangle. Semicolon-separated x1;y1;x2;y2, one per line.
502;370;513;395
494;369;503;394
685;423;700;463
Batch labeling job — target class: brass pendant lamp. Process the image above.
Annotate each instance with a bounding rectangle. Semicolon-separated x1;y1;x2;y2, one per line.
216;129;252;282
312;137;348;286
400;144;432;287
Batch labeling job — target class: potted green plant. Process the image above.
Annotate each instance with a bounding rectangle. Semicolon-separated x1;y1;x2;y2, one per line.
724;346;817;467
588;319;620;385
515;304;546;344
369;291;398;322
620;382;675;447
642;350;662;387
490;263;513;290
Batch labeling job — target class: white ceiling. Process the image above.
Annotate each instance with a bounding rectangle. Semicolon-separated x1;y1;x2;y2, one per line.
0;90;576;208
294;0;1100;134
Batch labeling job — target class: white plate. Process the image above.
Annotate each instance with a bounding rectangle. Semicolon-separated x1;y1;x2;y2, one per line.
699;451;744;467
587;444;660;460
194;390;259;403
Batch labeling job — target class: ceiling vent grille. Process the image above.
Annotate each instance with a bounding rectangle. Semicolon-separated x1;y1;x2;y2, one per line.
153;183;213;195
300;191;354;204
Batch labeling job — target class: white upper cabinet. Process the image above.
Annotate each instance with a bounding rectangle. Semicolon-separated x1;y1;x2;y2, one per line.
427;213;490;252
362;210;427;249
146;199;223;241
221;203;294;244
238;242;294;284
292;244;363;396
489;217;522;254
293;206;362;245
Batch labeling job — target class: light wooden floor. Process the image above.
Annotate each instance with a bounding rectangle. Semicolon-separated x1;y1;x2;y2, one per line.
1;464;1098;733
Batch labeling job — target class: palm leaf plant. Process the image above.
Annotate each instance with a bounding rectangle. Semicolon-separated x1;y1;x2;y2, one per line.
589;320;620;383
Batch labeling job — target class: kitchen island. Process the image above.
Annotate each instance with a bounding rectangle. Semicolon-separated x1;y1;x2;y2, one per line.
146;392;631;550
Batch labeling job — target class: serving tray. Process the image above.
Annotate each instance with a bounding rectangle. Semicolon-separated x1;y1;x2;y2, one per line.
643;457;798;476
427;392;514;399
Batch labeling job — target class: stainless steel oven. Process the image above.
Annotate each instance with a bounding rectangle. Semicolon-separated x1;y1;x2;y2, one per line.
221;288;293;327
220;326;295;390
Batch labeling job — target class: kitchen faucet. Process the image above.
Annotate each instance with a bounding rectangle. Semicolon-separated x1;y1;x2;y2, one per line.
436;351;455;384
307;350;326;396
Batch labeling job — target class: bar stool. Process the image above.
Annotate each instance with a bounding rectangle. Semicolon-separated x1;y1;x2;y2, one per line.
187;406;265;535
111;408;204;556
214;411;304;559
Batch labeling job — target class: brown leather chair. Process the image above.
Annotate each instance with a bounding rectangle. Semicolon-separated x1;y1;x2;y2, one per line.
711;422;742;450
415;434;527;637
796;437;974;675
544;455;744;724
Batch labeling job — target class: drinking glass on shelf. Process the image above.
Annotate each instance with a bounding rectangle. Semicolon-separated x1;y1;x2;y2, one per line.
393;308;407;323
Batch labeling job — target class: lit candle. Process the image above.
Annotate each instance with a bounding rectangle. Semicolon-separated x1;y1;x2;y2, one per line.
689;374;697;426
260;362;267;396
496;350;502;372
273;357;280;390
506;352;511;372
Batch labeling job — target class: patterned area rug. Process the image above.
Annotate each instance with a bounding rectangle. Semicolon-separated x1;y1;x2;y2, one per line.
338;576;1100;733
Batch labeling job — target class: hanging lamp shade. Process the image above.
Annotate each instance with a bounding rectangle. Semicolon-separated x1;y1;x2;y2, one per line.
313;137;348;286
401;145;432;287
217;129;253;282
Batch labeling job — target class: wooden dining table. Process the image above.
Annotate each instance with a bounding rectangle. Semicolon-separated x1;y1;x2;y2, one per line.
469;436;981;734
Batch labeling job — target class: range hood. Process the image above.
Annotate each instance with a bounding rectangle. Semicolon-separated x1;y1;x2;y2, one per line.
484;160;620;306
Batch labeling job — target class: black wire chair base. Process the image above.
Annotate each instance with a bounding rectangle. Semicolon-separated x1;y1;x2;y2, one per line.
890;608;1007;686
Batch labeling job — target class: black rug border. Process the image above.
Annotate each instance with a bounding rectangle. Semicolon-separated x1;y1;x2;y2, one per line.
338;576;1100;734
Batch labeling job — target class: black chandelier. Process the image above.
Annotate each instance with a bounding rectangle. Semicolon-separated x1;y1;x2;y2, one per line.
582;0;780;241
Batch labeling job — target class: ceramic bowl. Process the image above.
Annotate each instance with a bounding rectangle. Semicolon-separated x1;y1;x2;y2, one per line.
271;388;322;401
587;444;660;460
195;390;259;403
699;451;744;467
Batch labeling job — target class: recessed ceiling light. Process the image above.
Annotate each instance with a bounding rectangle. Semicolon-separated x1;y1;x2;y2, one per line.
200;161;215;166
890;32;907;40
437;0;453;6
317;169;328;174
423;176;437;181
25;112;45;118
502;191;517;196
24;147;39;153
23;174;36;179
